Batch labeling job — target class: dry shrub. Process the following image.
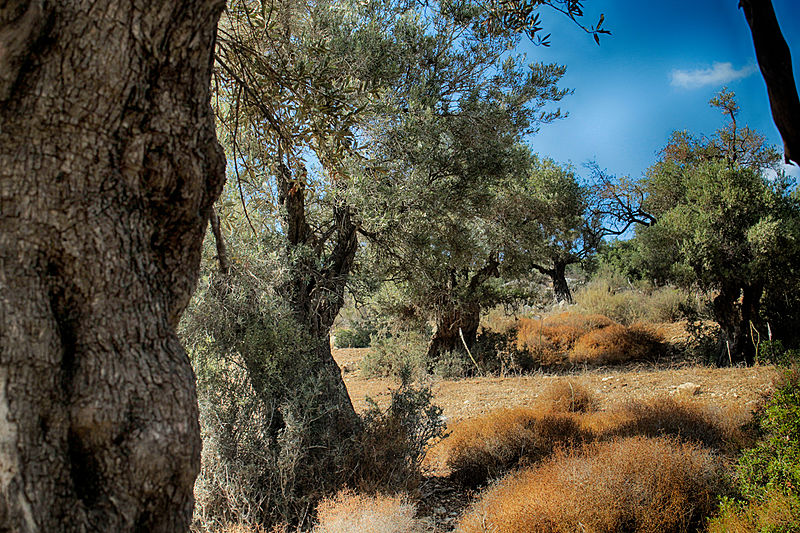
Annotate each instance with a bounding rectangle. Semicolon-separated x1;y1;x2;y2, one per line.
601;397;739;452
516;313;615;365
537;380;599;413
708;490;800;533
314;491;432;533
436;408;589;486
457;436;726;533
569;323;663;365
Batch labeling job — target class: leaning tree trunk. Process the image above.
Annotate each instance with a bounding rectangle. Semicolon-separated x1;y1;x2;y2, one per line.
0;2;225;531
740;0;800;166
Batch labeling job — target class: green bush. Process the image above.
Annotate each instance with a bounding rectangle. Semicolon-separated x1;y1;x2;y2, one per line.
360;328;429;380
737;366;800;501
356;375;446;492
709;365;800;532
334;324;376;349
756;340;800;367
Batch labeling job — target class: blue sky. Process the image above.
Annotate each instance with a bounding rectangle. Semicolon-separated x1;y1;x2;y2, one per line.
521;0;800;180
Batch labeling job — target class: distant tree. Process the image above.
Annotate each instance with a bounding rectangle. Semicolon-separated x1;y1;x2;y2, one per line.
0;1;225;531
631;92;799;365
499;156;600;303
214;0;568;439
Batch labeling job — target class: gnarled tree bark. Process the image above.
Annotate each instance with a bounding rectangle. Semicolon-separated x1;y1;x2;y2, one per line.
0;1;225;531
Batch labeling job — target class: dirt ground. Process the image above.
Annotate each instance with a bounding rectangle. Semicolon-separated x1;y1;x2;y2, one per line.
333;347;780;532
335;347;778;423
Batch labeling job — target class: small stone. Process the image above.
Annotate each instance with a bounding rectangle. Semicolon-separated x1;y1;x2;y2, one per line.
676;382;701;395
434;506;446;515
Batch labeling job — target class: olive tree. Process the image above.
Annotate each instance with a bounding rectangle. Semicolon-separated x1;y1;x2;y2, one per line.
0;1;225;531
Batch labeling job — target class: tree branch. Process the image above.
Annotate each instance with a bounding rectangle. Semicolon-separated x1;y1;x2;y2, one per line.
740;0;800;166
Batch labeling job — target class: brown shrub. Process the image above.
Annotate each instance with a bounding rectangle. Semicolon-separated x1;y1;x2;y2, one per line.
601;397;740;452
436;408;590;486
457;436;727;533
314;490;432;533
516;313;616;366
569;323;663;365
537;380;599;413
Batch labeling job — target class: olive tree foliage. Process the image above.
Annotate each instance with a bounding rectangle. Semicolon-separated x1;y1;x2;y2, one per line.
213;0;573;362
353;60;570;359
607;90;800;365
498;155;601;303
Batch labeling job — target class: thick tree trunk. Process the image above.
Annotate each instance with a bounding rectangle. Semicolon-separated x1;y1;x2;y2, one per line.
0;2;225;531
713;283;763;366
532;261;573;303
426;304;481;361
278;156;359;428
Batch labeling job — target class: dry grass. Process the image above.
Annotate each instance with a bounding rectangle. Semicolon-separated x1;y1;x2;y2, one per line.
436;407;590;486
707;490;800;533
535;380;599;413
596;397;744;453
569;323;663;365
457;436;727;533
313;491;432;533
515;313;616;365
514;313;663;367
432;392;744;489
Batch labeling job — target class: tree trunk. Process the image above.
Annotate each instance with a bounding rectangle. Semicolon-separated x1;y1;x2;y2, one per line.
551;261;573;304
278;155;359;429
740;0;800;166
713;283;763;366
0;2;225;531
426;304;481;361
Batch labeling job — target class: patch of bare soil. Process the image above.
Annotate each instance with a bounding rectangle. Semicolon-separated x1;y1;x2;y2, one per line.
333;347;779;532
335;348;777;422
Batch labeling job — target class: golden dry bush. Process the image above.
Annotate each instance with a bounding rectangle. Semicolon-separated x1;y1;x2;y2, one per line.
436;408;589;486
313;491;432;533
569;322;662;365
536;379;599;413
516;313;616;366
603;397;740;452
457;436;726;533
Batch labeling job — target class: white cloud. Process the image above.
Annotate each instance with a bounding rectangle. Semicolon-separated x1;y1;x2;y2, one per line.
670;62;757;89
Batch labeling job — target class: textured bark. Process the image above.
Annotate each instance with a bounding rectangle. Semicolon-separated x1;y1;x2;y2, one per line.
426;257;499;361
532;260;573;303
277;152;358;428
209;208;230;275
740;0;800;166
713;283;763;366
0;1;226;531
426;304;481;361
